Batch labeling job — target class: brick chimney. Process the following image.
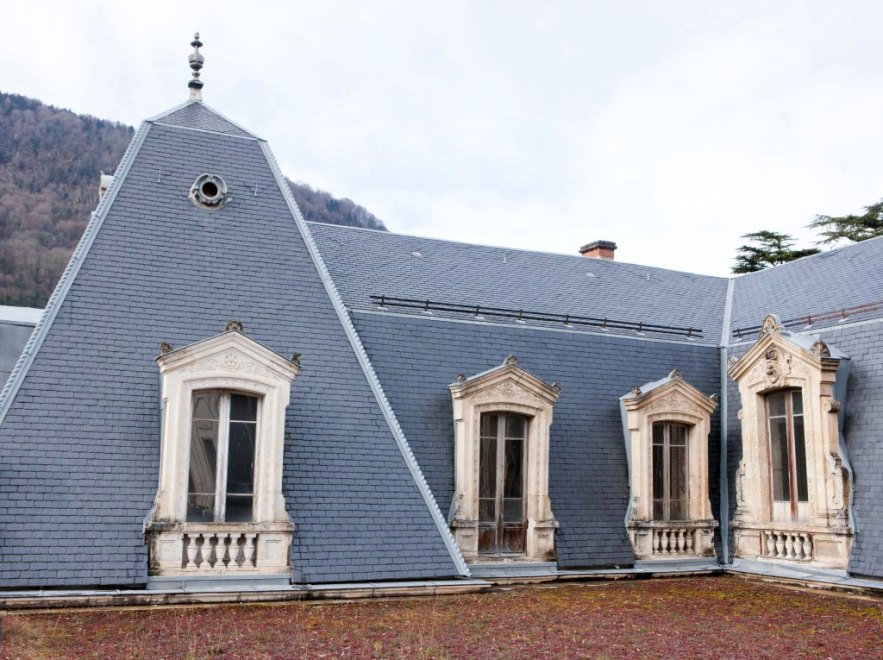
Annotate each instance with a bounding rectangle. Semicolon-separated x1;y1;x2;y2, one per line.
579;240;617;260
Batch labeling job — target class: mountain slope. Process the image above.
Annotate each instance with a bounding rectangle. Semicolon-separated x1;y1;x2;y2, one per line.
0;92;386;306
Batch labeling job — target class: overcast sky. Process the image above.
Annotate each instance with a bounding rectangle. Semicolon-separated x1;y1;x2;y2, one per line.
3;1;882;275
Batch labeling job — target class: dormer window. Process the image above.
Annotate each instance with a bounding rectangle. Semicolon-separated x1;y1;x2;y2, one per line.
449;356;560;563
144;323;300;585
621;370;719;560
728;314;853;569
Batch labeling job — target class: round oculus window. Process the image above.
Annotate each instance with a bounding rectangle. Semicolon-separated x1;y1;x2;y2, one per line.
189;173;228;209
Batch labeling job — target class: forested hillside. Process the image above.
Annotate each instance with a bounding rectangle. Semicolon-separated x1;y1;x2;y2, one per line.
0;92;385;306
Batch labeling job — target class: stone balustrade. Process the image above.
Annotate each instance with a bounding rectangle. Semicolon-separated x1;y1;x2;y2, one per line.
652;526;697;556
183;531;258;570
761;530;813;561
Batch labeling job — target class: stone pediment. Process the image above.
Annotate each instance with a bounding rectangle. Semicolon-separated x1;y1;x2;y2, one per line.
449;355;560;408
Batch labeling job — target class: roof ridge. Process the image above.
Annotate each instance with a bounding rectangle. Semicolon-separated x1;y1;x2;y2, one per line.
734;233;883;281
307;221;729;281
146;100;262;140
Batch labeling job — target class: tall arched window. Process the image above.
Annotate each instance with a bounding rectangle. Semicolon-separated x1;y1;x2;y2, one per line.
188;390;260;523
478;412;528;555
652;422;688;521
766;389;808;522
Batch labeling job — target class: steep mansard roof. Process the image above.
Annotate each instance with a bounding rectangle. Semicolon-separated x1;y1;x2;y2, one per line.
308;223;730;344
0;102;464;587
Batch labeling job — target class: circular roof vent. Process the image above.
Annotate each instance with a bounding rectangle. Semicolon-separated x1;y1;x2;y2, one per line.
189;173;228;209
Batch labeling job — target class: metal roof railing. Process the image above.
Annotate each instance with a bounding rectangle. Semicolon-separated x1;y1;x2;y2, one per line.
369;295;704;339
732;300;883;339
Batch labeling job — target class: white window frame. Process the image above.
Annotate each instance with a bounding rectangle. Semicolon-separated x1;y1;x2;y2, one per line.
729;314;853;569
449;356;560;563
622;370;718;560
145;325;299;578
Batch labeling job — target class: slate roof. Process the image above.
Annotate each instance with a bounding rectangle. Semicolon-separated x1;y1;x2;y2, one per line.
309;223;729;344
0;102;462;587
150;100;259;139
350;310;723;568
730;236;883;336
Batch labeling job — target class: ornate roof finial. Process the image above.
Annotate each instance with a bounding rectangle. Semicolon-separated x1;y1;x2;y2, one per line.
188;32;205;100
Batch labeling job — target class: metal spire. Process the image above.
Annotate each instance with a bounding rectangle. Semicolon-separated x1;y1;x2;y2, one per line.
188;32;204;100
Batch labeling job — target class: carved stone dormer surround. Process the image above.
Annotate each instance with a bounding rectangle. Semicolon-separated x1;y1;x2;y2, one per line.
728;314;853;569
145;325;300;580
449;356;560;562
622;370;719;559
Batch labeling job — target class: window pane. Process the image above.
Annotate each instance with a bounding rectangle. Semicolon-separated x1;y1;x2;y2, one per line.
793;415;809;502
192;390;221;420
670;424;687;447
652;442;664;501
670;444;687;503
225;495;254;522
479;498;495;523
669;499;687;521
479;436;496;499
505;414;526;440
653;422;663;446
768;391;786;417
480;413;498;439
504;439;523;498
770;417;790;501
791;389;803;416
188;417;218;522
503;497;523;523
230;393;258;422
226;422;256;492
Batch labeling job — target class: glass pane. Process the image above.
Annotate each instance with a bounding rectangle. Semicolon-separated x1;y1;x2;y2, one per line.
652;422;663;446
480;413;498;439
225;495;254;522
670;424;687;447
192;390;221;420
226;422;256;493
770;417;790;501
479;436;497;499
652;442;664;501
791;389;803;416
479;498;495;523
503;497;523;523
793;415;809;502
504;439;523;498
187;417;219;522
768;391;786;417
670;444;687;503
653;498;664;520
669;499;687;521
505;414;526;440
230;393;258;422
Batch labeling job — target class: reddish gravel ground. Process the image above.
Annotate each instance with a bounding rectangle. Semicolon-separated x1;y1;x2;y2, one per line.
0;576;881;658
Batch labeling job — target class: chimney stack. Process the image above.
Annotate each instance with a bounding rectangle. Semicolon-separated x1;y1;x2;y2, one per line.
579;240;617;260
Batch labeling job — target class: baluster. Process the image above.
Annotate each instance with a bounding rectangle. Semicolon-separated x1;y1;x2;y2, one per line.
802;534;812;560
185;535;198;568
677;529;686;553
207;534;218;568
787;534;797;559
775;533;785;558
685;529;694;553
246;533;258;567
221;534;232;567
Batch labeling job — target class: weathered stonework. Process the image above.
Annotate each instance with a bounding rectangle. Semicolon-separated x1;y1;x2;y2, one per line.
144;327;299;579
728;314;853;569
622;371;719;560
449;358;560;563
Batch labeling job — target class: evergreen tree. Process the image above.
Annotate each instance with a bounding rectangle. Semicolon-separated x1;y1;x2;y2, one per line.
732;231;820;274
809;199;883;245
